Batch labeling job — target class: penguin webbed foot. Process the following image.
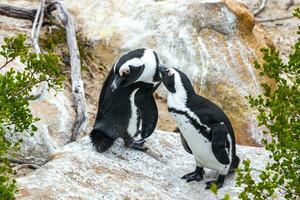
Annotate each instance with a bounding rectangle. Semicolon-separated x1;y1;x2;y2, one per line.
134;138;146;145
181;166;204;182
124;138;148;151
205;175;225;189
131;139;148;151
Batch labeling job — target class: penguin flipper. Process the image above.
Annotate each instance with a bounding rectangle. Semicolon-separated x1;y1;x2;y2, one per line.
229;155;240;172
180;133;193;154
152;81;162;93
210;123;230;165
95;67;115;120
135;86;158;139
98;68;114;107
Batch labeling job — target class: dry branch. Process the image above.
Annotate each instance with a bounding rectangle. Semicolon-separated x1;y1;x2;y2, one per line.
13;163;41;170
253;0;268;17
256;16;295;23
53;1;88;141
29;0;47;99
8;157;42;169
0;3;55;22
286;0;294;10
0;0;89;141
85;57;96;79
0;3;36;21
31;0;46;54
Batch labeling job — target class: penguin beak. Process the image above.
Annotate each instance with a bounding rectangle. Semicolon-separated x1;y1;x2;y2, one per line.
111;76;123;92
158;65;168;78
111;81;118;92
158;64;167;72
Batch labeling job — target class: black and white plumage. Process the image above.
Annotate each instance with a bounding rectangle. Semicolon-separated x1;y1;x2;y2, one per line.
158;66;240;189
90;48;161;152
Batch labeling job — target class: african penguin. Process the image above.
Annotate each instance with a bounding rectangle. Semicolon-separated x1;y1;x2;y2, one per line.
90;48;161;152
158;66;240;189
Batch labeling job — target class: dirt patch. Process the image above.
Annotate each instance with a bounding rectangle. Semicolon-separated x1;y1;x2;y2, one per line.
155;96;178;132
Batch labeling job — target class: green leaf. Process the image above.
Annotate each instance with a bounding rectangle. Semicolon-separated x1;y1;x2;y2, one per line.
0;33;64;199
223;194;230;200
210;183;218;195
237;7;300;200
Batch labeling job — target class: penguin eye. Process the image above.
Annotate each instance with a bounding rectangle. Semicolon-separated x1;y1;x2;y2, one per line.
124;69;130;74
167;68;175;76
119;68;130;76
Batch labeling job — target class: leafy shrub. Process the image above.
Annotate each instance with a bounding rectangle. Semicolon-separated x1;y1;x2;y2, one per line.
236;8;300;200
0;34;64;199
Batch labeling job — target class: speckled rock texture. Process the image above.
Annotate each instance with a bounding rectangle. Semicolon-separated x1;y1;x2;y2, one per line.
16;130;269;200
62;0;274;144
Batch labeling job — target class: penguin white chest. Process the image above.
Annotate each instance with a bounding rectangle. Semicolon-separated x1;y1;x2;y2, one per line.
127;89;139;137
171;112;227;172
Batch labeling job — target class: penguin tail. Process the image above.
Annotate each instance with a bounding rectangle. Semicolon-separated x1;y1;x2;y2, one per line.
229;155;240;173
90;129;115;153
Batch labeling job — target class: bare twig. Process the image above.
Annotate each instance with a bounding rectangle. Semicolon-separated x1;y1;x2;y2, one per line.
31;0;46;54
286;0;294;11
253;0;268;17
53;1;88;141
30;0;47;99
256;16;295;23
0;58;14;70
10;78;50;99
85;63;96;79
85;57;96;79
8;157;42;169
13;163;41;170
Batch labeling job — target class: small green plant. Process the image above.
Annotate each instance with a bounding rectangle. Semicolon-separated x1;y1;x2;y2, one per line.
40;28;101;76
0;34;64;199
236;8;300;200
210;183;230;200
39;27;66;52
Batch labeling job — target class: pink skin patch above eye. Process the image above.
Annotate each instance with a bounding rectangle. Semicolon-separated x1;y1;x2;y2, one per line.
119;67;130;76
166;68;175;76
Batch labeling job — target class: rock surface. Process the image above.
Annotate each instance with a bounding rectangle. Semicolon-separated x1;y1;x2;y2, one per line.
241;0;300;60
0;0;295;198
0;30;75;164
0;0;278;146
4;86;75;165
63;0;274;144
16;130;269;200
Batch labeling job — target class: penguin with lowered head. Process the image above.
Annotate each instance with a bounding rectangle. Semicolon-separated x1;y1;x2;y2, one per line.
158;66;240;189
91;48;161;152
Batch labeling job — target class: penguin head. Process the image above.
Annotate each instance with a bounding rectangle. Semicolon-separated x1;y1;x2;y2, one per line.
158;66;176;93
111;48;161;92
158;66;195;96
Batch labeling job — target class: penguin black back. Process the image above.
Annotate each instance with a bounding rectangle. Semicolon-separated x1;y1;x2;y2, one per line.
91;68;136;152
91;48;161;152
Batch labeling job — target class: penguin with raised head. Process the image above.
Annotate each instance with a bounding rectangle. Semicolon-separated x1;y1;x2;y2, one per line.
158;66;240;189
90;48;161;152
